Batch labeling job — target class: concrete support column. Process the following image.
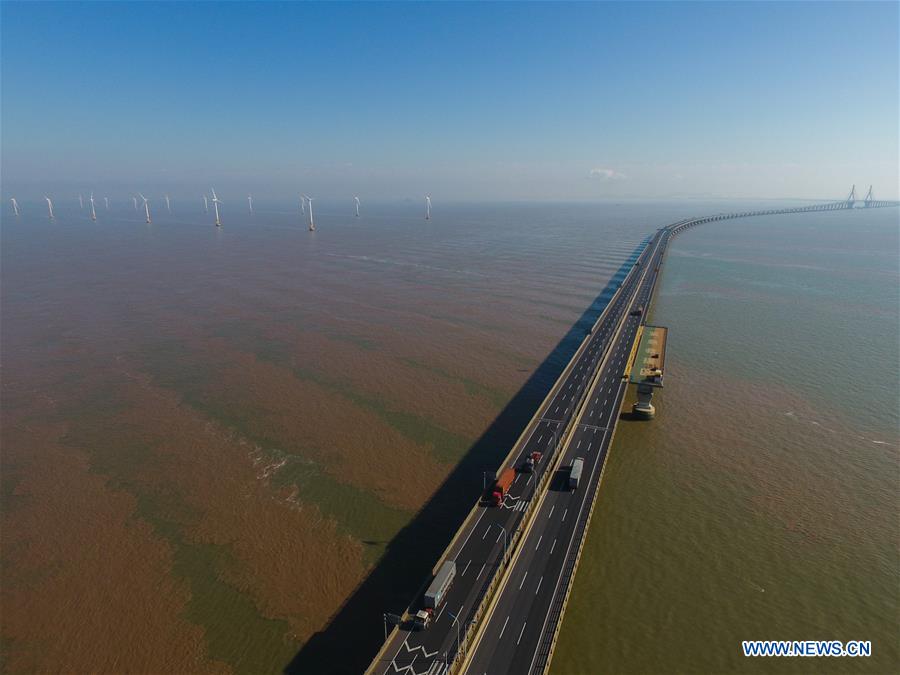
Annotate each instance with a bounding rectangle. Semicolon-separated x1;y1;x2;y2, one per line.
632;383;656;419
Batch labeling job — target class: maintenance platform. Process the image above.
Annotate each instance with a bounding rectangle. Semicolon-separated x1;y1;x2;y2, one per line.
628;324;668;418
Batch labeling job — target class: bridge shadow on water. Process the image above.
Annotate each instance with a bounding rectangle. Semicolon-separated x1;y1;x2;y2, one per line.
286;243;645;675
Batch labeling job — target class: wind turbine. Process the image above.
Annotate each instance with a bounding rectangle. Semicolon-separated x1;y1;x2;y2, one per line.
89;192;97;221
425;195;432;220
302;194;315;231
354;196;360;217
165;194;171;213
10;198;19;216
203;194;209;213
79;194;84;209
104;197;109;210
211;188;222;226
45;196;55;219
133;196;138;211
139;193;152;223
248;194;254;214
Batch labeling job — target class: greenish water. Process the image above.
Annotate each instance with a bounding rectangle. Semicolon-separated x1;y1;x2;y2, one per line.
3;200;895;673
552;208;899;674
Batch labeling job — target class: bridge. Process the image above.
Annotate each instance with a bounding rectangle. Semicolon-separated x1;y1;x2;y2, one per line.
367;191;897;675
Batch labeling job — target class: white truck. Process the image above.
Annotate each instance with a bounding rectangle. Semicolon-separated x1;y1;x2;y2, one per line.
413;560;457;630
569;457;584;490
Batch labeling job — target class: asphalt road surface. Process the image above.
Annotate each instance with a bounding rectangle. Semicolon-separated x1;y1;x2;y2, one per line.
375;199;898;675
461;231;669;675
376;230;667;675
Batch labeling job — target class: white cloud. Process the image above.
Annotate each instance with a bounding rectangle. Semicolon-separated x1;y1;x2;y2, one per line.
589;167;626;181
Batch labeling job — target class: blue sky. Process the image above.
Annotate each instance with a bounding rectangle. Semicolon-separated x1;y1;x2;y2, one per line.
2;1;897;200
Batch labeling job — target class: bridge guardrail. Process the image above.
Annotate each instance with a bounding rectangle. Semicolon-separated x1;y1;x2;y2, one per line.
439;235;664;673
370;198;900;675
447;235;666;674
368;237;656;674
531;199;900;673
533;244;667;673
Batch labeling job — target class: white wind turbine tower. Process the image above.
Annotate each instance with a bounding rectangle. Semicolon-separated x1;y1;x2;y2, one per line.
45;196;55;219
165;195;171;213
79;194;84;209
302;194;315;231
210;188;222;227
104;197;109;210
139;193;152;223
424;195;432;220
89;192;97;221
248;194;254;214
354;196;360;217
10;198;19;216
203;194;209;213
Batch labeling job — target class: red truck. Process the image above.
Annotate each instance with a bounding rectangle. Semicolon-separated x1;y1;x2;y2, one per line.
490;467;516;506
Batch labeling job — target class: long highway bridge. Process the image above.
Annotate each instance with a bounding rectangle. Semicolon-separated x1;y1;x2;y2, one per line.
367;190;898;675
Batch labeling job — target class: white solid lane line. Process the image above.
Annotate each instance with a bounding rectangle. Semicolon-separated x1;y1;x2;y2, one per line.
499;616;510;640
517;622;527;645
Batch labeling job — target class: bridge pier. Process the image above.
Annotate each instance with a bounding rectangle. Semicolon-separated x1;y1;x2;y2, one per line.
631;383;656;419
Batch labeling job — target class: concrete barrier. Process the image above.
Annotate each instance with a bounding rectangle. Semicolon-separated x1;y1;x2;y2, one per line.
453;237;665;675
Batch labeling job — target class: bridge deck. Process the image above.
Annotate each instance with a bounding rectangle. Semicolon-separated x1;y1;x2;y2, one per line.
368;198;899;675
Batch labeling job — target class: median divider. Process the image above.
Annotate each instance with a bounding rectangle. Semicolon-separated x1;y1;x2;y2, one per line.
537;327;642;673
368;258;642;675
367;238;656;675
364;202;889;674
453;239;664;675
425;241;651;579
537;245;668;673
451;383;590;675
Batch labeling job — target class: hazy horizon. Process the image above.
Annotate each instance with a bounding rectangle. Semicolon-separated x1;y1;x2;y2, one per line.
2;1;897;202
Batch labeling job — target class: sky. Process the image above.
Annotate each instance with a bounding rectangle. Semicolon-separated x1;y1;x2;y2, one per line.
1;1;898;201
